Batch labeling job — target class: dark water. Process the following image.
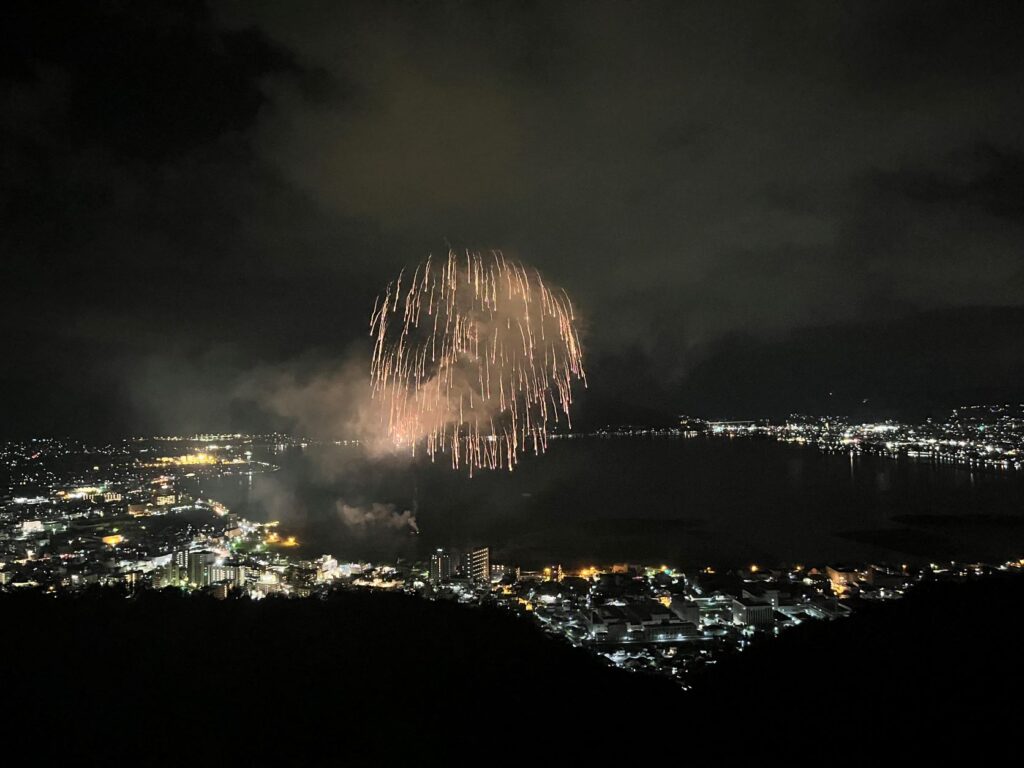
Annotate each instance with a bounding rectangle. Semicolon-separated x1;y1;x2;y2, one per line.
189;437;1024;569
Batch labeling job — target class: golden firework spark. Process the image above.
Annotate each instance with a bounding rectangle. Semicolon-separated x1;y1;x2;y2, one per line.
370;249;586;473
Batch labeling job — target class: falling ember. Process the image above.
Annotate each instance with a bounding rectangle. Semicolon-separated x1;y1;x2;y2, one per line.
370;249;586;473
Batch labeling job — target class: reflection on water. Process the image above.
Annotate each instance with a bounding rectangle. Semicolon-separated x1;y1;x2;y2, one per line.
186;437;1024;569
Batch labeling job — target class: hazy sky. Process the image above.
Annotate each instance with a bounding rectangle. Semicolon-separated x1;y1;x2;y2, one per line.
4;1;1023;436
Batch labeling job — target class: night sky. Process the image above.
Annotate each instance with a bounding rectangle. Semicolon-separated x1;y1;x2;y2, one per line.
4;1;1023;437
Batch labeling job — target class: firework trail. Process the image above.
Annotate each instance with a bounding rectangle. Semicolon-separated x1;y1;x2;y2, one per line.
369;249;586;473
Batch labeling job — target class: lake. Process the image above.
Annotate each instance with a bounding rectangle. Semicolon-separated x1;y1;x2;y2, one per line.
189;436;1024;569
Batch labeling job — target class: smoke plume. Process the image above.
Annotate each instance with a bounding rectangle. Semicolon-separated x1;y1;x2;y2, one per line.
336;500;419;534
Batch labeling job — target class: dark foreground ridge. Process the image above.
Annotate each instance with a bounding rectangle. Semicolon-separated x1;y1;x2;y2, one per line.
3;574;1021;756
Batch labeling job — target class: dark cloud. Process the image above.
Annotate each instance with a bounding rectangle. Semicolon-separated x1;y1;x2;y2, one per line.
2;0;1023;436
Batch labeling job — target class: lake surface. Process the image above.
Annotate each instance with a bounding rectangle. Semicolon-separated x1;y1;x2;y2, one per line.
189;437;1024;569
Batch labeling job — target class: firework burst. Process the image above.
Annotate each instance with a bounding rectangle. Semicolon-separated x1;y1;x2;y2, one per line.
369;249;586;473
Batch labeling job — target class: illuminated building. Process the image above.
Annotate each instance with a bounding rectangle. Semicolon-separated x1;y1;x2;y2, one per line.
826;565;873;594
731;596;774;628
543;564;563;582
187;551;217;587
172;549;190;569
588;600;700;643
669;598;700;625
315;556;339;582
741;586;781;609
209;564;247;588
490;563;518;582
429;549;452;583
461;546;490;583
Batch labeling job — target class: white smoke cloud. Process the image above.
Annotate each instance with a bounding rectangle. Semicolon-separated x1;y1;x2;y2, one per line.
336;500;419;533
234;350;408;461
